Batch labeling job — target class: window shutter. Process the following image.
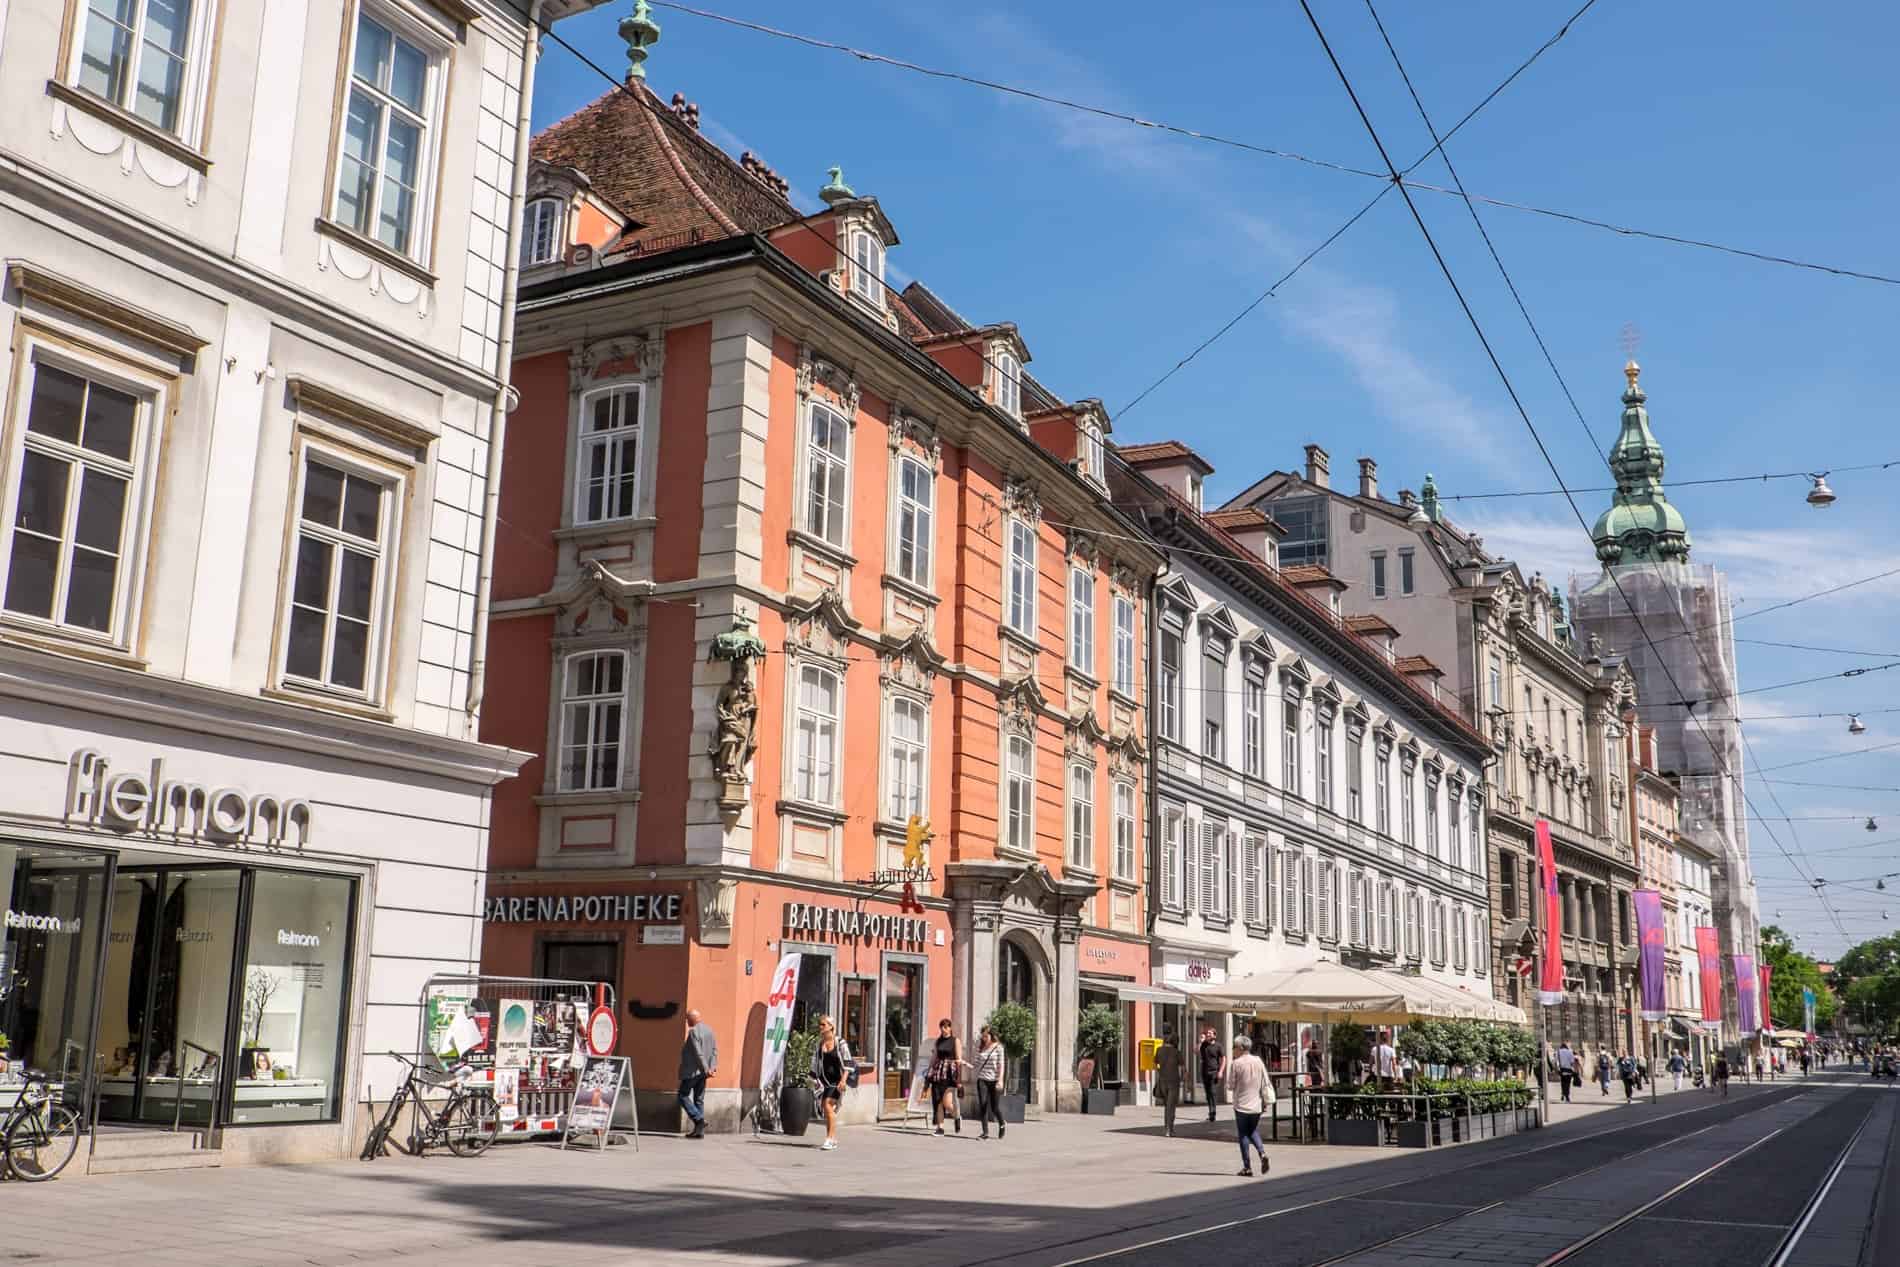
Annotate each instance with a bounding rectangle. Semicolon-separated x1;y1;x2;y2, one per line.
1302;855;1315;935
1227;832;1239;920
1348;871;1363;946
1263;842;1275;930
1243;837;1259;923
1281;849;1297;929
1202;822;1220;916
1317;860;1334;941
1161;814;1178;909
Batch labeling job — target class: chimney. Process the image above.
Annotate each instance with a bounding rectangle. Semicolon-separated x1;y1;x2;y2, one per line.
1304;444;1331;489
1357;457;1378;500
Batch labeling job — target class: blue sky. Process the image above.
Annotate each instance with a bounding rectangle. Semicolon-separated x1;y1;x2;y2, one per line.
535;2;1900;958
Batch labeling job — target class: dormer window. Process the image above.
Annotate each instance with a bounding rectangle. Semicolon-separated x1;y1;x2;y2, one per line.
851;231;884;307
1078;420;1105;484
1188;472;1203;510
522;197;564;267
995;350;1021;419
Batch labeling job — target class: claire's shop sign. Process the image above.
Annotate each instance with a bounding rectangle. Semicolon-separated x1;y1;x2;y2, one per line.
484;893;682;924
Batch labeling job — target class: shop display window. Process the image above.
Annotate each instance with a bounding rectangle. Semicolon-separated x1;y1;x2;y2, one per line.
883;960;921;1104
0;842;110;1117
230;871;354;1124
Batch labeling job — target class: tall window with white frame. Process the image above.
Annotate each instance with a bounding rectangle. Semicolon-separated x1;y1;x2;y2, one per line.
74;0;206;135
1282;696;1301;794
576;386;641;524
2;361;149;641
1399;549;1415;595
804;401;850;548
1447;787;1462;869
887;695;926;823
1068;764;1094;873
1078;420;1105;483
1160;808;1182;910
793;663;840;806
1375;747;1391;835
558;651;625;791
1346;725;1364;823
1112;594;1136;697
1469;796;1482;875
1005;733;1034;854
1201;646;1225;762
284;456;391;695
1005;518;1036;637
1158;624;1182;741
521;197;563;267
1401;762;1417;846
1370;552;1386;598
1243;668;1267;779
334;8;440;259
1112;780;1136;883
1069;566;1095;674
1425;779;1439;858
995;350;1022;419
1489;655;1503;712
851;231;884;307
1315;709;1335;810
893;455;932;587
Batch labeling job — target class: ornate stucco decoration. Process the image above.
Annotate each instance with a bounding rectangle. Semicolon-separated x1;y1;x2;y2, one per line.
879;627;947;691
1002;476;1042;525
783;588;859;659
1066;709;1110;756
554;560;648;639
1107;731;1147;778
1111;563;1143;598
1066;528;1101;567
572;332;657;392
888;410;942;466
999;673;1047;736
797;344;862;417
695;877;737;946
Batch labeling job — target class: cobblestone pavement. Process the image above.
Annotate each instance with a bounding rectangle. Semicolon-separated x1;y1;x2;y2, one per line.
0;1073;1867;1267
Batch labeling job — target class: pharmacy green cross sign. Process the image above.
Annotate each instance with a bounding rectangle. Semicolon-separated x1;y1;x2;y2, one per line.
765;1015;789;1054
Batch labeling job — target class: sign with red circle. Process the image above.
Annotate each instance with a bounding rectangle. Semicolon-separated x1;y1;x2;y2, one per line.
586;1005;619;1056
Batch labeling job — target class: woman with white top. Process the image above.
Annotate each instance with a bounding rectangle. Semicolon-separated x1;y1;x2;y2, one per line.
973;1026;1007;1140
1223;1035;1274;1177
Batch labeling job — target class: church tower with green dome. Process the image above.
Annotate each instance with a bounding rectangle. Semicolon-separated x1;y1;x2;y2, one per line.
1591;360;1691;565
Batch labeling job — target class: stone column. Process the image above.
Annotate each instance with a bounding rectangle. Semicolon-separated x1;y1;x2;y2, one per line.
1053;921;1082;1113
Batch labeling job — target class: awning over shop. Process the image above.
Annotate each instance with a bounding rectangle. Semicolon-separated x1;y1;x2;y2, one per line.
1181;963;1416;1023
1363;970;1527;1025
1114;983;1189;1006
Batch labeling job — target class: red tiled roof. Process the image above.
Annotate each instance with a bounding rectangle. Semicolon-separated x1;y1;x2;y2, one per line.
1396;655;1445;677
1204;508;1275;531
1345;614;1400;637
532;82;801;252
1282;564;1347;588
1115;440;1214;473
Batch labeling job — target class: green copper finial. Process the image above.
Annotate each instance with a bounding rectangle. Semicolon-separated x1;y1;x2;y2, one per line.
818;165;855;206
621;0;661;81
1421;472;1441;523
1591;359;1691;565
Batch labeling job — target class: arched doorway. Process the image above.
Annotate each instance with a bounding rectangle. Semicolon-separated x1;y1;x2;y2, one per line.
998;937;1041;1097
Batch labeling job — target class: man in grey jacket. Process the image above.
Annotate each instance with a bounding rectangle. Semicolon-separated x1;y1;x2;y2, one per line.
1154;1028;1183;1137
679;1009;717;1139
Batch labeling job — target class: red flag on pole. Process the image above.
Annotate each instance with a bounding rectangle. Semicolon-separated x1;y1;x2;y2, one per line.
1759;962;1773;1030
1536;818;1564;1005
1695;927;1722;1029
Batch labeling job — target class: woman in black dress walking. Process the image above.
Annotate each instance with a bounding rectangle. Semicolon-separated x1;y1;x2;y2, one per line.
929;1018;963;1135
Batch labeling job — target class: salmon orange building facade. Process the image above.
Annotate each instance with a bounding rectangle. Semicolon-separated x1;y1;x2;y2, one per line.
478;68;1160;1127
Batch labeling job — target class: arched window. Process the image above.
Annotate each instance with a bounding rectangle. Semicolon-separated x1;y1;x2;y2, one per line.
521;197;564;267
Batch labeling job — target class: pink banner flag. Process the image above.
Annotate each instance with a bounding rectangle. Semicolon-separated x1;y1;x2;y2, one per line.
1696;927;1722;1030
1759;962;1774;1031
1633;890;1668;1021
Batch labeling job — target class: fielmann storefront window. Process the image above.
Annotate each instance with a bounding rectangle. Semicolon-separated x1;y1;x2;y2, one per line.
2;838;356;1129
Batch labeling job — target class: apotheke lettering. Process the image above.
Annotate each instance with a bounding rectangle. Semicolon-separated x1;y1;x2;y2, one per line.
782;901;926;946
483;893;682;923
64;749;312;850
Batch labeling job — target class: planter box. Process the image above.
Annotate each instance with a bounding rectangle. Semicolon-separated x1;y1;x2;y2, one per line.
1082;1089;1118;1115
1327;1118;1383;1147
999;1094;1028;1123
1449;1114;1474;1143
1394;1120;1432;1149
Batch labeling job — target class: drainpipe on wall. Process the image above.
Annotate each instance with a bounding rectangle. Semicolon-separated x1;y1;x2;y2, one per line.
465;0;544;735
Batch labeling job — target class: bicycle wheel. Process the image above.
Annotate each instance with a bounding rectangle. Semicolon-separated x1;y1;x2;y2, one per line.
5;1103;81;1181
443;1091;500;1157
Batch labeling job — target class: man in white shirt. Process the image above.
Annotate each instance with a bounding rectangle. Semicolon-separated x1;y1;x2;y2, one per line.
1554;1042;1577;1103
1224;1035;1273;1177
1374;1031;1398;1089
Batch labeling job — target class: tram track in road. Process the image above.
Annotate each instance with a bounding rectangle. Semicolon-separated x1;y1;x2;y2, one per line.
1018;1084;1809;1267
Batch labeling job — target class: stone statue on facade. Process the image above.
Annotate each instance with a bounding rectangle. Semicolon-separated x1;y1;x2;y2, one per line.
708;612;768;806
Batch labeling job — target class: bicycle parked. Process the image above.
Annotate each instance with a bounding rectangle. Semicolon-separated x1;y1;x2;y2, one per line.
360;1052;499;1160
1;1072;81;1181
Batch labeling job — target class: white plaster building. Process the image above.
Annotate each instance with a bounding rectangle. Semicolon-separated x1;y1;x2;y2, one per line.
0;0;605;1168
1114;443;1493;1082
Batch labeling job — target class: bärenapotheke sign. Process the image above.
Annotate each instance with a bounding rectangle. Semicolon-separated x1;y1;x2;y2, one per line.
484;893;682;923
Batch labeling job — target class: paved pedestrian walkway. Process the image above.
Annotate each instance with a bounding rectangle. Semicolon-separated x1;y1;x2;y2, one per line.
0;1077;1801;1267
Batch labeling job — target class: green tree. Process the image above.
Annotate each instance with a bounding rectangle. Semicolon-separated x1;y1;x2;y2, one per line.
1758;924;1838;1030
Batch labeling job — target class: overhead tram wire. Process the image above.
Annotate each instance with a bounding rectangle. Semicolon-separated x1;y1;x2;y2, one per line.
650;1;1900;290
1294;0;1846;934
1439;458;1900;501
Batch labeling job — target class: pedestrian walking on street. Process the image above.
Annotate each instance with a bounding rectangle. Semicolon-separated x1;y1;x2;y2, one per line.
973;1026;1007;1140
1225;1035;1273;1177
929;1018;963;1136
678;1008;718;1139
1713;1053;1730;1098
1555;1042;1577;1102
1799;1050;1811;1076
1199;1026;1226;1121
1596;1049;1613;1096
1155;1027;1183;1138
811;1015;851;1151
1374;1030;1398;1091
1618;1053;1637;1102
1668;1051;1686;1091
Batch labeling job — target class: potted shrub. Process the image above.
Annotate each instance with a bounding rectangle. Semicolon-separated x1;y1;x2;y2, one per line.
1075;1004;1123;1115
1326;1080;1382;1147
778;1020;821;1137
986;1001;1037;1123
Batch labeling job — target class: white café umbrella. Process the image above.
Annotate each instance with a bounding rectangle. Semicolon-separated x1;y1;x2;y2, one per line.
1180;962;1415;1024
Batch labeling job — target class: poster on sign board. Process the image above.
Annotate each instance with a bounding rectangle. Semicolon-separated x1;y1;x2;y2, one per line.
495;999;532;1068
568;1055;628;1134
493;1068;520;1122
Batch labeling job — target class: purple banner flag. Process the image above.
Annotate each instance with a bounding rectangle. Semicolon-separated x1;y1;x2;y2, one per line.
1735;953;1760;1034
1633;889;1668;1021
